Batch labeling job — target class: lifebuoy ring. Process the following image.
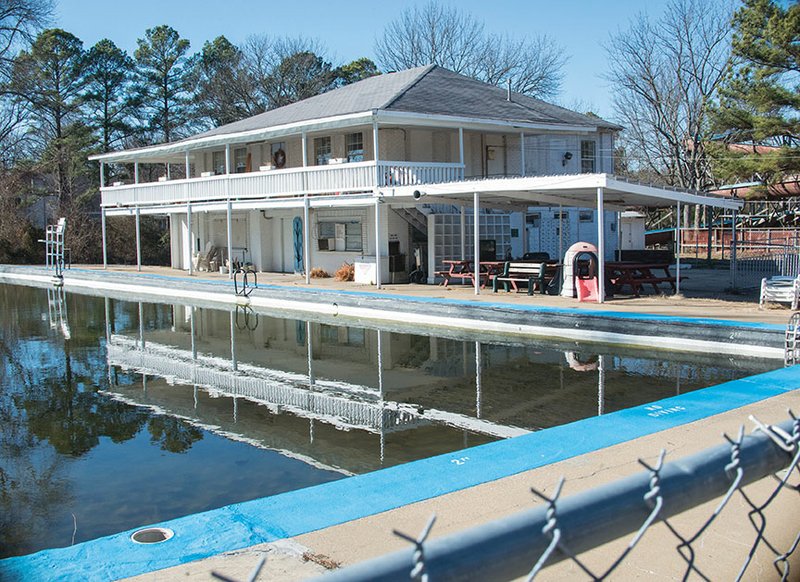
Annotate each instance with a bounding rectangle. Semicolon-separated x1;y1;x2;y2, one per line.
273;148;286;168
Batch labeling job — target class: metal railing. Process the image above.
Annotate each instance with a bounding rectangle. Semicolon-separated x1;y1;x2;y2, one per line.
290;412;799;582
731;241;800;289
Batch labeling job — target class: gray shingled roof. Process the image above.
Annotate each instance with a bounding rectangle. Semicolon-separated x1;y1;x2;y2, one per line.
189;64;620;142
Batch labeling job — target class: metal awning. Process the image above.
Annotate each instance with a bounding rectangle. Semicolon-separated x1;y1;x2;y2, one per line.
382;174;743;211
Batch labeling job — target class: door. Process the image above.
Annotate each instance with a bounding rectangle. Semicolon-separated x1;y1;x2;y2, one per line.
526;212;541;254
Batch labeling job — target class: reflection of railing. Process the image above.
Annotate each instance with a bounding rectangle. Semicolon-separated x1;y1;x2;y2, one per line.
106;335;527;439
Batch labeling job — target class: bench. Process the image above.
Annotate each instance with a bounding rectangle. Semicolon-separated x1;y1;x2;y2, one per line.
492;262;559;295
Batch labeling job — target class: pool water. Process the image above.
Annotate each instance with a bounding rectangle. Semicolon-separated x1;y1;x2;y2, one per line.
0;284;777;558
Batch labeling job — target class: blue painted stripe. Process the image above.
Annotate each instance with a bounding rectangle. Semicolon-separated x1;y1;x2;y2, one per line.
3;365;798;581
55;267;783;331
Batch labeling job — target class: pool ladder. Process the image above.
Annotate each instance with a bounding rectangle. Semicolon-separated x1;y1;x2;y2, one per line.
785;312;800;366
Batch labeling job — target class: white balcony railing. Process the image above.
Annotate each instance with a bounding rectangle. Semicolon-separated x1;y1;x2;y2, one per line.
101;160;465;208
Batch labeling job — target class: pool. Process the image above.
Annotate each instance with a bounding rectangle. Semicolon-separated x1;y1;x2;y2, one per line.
0;284;779;559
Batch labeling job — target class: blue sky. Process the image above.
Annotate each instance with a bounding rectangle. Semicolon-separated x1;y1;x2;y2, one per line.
56;0;675;120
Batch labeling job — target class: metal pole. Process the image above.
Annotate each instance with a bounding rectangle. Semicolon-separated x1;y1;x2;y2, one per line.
226;199;233;279
596;187;605;303
101;209;108;269
676;201;682;295
473;192;480;296
187;202;193;275
460;205;466;260
135;206;141;272
375;197;382;289
731;209;738;289
304;194;311;285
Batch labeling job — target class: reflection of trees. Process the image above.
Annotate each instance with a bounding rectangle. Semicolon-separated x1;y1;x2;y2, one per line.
0;286;203;557
147;416;203;453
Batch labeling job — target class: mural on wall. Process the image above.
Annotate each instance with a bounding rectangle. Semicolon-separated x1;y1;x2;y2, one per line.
292;216;304;272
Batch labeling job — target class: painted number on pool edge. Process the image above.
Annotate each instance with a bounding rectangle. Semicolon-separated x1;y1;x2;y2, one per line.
451;457;470;466
644;404;687;418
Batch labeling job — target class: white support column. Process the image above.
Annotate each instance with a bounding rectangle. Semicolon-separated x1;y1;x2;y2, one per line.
134;162;139;184
458;127;464;169
100;162;105;188
303;194;311;284
473;191;480;296
184;151;190;179
166;164;171;180
373;118;380;186
596;187;605;303
135;206;141;272
187;202;193;275
225;144;231;175
460;205;466;260
676;201;682;295
520;132;526;177
226;199;233;280
101;209;107;269
302;131;308;192
375;197;382;289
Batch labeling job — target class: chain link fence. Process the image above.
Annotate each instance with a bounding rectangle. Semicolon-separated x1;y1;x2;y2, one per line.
211;411;800;581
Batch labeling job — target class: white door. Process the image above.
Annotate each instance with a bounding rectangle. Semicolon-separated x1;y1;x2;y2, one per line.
526;212;541;254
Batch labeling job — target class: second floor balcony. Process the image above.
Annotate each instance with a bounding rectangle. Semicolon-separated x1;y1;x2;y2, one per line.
101;160;466;209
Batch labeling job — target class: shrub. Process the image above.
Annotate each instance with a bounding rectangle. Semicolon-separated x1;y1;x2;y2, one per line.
334;262;354;281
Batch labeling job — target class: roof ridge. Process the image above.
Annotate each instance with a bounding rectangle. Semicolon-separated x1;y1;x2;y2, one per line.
378;64;438;110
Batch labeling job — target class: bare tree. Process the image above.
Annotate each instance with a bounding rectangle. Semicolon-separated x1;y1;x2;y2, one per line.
605;0;732;192
240;35;336;111
375;2;566;99
0;0;52;78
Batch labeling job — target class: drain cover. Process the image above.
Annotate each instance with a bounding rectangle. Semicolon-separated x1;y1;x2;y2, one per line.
130;527;174;544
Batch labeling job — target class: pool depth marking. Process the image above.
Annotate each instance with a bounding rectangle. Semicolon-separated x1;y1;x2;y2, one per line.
2;365;798;581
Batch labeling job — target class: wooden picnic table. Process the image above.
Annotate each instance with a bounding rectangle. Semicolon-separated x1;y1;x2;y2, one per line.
604;262;680;297
437;260;503;288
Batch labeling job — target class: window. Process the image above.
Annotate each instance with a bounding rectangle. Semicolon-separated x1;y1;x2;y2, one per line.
579;210;594;223
581;140;596;173
212;151;226;175
314;136;331;165
318;221;362;252
526;213;541;227
553;211;568;220
234;147;247;173
346;132;364;162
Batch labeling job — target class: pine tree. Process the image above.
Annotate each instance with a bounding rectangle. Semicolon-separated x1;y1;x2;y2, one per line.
711;0;800;192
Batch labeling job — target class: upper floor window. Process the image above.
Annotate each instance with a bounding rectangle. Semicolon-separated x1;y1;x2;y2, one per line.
314;136;331;165
346;132;364;162
212;151;226;175
579;210;594;222
234;147;247;173
581;140;596;173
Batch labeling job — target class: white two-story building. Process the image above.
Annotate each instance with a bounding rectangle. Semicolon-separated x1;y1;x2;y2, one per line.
91;65;739;296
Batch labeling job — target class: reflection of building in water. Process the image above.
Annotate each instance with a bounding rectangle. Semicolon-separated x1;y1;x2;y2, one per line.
103;301;770;473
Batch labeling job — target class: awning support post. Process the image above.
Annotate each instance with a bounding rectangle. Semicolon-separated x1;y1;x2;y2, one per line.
473;191;480;296
596;187;605;303
135;206;141;272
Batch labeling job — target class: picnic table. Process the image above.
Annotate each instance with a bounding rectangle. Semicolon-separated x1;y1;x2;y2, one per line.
604;262;682;297
436;260;503;288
